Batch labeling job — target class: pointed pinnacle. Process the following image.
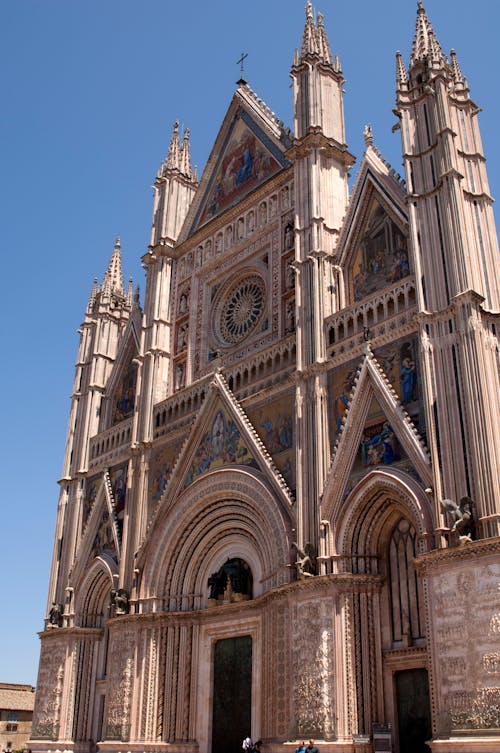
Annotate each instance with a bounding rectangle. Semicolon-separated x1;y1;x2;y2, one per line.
126;277;133;306
180;127;192;178
396;51;408;86
166;120;181;170
450;49;464;83
410;0;444;66
102;237;124;296
316;12;333;64
302;1;318;57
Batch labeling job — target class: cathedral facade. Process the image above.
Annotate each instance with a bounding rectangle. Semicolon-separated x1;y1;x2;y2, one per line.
31;4;500;753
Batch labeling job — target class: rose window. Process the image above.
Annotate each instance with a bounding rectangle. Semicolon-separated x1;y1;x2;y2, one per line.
218;275;265;344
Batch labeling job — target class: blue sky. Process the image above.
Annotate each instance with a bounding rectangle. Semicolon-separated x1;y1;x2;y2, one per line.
1;1;499;685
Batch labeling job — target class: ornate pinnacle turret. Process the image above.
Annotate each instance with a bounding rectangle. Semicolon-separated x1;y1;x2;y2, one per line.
126;277;133;306
180;127;192;178
302;2;317;57
300;3;334;65
166;120;181;171
87;277;99;311
450;49;465;85
396;51;408;87
102;237;124;296
316;12;333;64
410;0;444;66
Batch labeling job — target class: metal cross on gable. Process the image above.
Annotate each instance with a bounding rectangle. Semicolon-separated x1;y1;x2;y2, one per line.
237;52;248;78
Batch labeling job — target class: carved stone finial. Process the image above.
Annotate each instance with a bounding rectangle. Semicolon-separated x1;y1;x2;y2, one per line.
363;123;373;148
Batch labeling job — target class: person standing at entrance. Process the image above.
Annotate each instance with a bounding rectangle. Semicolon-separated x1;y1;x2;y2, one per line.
305;740;319;753
295;741;306;753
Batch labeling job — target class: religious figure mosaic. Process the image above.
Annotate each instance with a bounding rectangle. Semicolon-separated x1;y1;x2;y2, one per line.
351;199;409;301
184;408;256;487
199;117;281;225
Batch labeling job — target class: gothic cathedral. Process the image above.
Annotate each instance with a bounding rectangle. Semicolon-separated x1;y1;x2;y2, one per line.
31;4;500;753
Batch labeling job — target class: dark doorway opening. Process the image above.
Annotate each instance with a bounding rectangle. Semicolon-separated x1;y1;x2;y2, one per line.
212;635;252;753
395;668;432;753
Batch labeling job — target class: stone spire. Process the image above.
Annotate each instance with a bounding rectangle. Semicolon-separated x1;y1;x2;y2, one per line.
180;127;192;178
300;3;334;65
166;120;181;171
450;48;465;85
301;1;317;57
410;0;444;66
395;51;408;88
316;12;333;64
102;237;124;296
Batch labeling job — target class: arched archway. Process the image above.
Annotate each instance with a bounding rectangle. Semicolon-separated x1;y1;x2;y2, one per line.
139;467;293;611
327;469;433;753
71;556;116;747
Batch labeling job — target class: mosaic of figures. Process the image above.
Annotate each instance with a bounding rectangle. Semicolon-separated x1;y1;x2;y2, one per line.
199;117;281;225
248;395;295;489
150;441;182;504
351;199;409;302
112;358;137;425
330;338;419;437
91;509;116;560
184;407;257;487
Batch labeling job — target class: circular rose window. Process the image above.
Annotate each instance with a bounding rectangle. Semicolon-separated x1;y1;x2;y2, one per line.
217;275;266;345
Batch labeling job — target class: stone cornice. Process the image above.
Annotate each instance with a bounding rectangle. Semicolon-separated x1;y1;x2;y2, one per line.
414;536;500;575
111;572;385;628
39;626;104;640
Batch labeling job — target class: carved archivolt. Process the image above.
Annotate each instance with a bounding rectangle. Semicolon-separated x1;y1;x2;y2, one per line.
329;468;433;560
140;467;293;610
74;553;117;627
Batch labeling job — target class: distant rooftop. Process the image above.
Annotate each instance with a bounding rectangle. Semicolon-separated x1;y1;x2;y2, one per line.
0;684;36;711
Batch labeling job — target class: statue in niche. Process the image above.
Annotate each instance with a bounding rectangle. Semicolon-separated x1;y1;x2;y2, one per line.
215;234;223;254
281;185;290;209
259;201;267;225
175;363;185;390
225;224;233;247
207;558;252;605
292;542;317;577
441;496;477;542
48;603;64;627
247;210;255;233
178;323;188;350
178;289;189;314
110;588;130;615
284;223;294;249
286;261;295;290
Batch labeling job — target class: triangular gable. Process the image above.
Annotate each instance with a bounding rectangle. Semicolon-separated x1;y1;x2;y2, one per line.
181;86;291;239
322;345;431;520
337;144;409;304
148;371;294;524
70;477;122;587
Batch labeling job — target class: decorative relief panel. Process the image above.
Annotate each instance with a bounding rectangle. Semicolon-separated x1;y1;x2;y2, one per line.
430;562;500;732
105;627;135;741
290;599;336;740
31;639;66;739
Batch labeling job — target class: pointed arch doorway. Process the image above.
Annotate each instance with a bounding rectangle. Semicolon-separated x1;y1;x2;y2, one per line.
212;635;252;753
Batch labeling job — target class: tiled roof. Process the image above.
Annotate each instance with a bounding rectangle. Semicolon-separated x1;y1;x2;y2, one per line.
0;684;35;712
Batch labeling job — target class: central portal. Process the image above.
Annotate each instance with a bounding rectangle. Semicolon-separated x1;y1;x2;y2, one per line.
212;635;252;753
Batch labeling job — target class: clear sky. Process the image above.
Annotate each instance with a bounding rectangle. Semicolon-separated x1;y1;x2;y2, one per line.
1;0;499;685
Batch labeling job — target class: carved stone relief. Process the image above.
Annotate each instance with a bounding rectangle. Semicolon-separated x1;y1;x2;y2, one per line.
105;627;135;741
430;561;500;732
31;639;66;740
290;598;336;740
